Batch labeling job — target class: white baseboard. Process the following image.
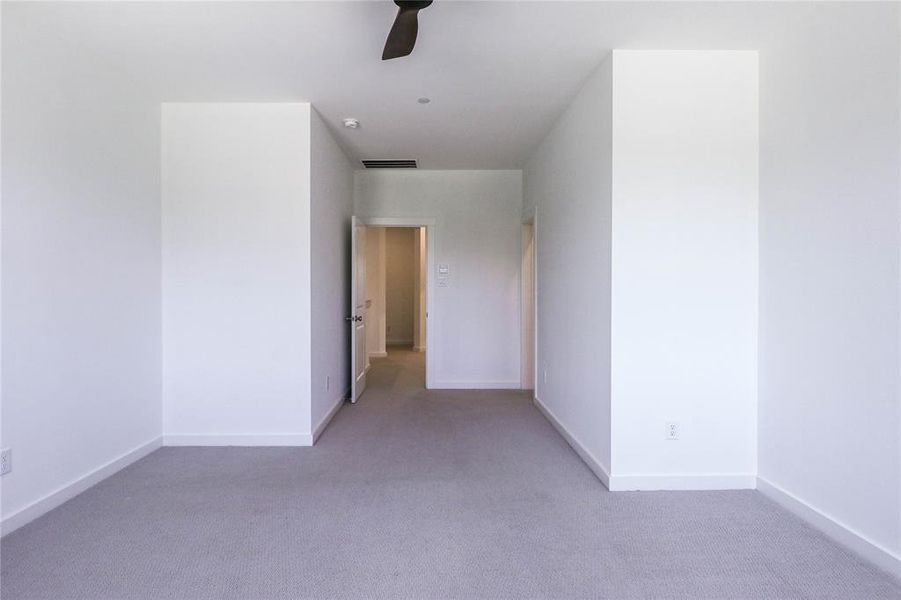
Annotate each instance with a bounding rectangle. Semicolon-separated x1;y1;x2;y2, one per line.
313;389;348;444
758;476;901;579
533;396;610;489
533;396;754;492
433;381;521;390
369;351;388;358
163;433;312;446
1;436;163;537
609;473;756;491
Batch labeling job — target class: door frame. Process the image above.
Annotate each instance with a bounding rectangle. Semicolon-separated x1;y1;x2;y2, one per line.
358;216;437;389
520;221;535;390
532;209;538;400
522;210;538;396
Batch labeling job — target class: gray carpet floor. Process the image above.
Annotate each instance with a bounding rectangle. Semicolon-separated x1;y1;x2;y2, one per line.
2;349;900;599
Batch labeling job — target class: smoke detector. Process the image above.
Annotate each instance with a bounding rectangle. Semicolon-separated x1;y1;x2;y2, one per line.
343;118;360;129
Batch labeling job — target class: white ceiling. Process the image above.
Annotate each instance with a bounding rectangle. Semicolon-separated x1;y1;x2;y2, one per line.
6;1;812;169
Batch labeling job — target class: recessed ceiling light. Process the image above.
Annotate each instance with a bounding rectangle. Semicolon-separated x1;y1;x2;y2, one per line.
343;118;360;129
417;97;431;104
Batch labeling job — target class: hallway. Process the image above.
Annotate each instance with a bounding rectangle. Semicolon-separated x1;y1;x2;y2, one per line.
2;350;899;599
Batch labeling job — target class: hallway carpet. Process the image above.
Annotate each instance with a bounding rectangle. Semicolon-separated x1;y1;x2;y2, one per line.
2;349;899;599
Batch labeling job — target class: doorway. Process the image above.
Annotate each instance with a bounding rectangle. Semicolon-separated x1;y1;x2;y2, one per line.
351;217;435;400
521;222;535;390
383;228;424;351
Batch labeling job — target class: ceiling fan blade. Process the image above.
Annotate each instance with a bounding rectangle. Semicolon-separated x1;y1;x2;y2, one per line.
382;1;432;60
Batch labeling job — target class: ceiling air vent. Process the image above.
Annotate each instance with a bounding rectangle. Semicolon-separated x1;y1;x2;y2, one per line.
361;159;418;169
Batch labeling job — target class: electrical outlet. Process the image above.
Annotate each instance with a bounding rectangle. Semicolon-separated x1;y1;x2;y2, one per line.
543;368;548;384
326;376;330;391
0;448;11;476
665;421;680;441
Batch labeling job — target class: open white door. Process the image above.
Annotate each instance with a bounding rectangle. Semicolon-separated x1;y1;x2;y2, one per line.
350;217;367;402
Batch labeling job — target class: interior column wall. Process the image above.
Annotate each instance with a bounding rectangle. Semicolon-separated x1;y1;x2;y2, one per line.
524;50;759;491
161;103;313;445
609;50;759;490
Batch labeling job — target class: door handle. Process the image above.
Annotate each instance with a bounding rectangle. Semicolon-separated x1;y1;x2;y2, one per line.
346;315;363;323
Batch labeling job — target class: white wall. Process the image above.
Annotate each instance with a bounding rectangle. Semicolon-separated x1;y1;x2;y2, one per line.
161;103;313;445
385;228;416;346
523;55;614;476
354;171;522;388
1;8;162;529
757;2;901;565
610;51;759;489
525;51;758;491
365;228;387;359
310;109;354;435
